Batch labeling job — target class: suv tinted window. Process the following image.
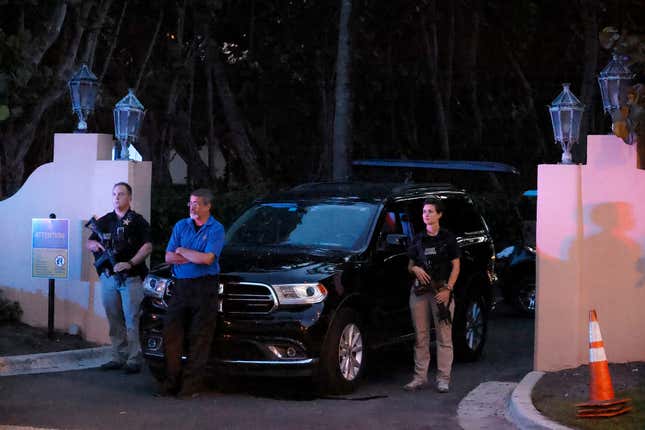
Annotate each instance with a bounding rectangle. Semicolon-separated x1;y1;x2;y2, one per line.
441;195;486;234
404;194;485;236
376;203;414;249
226;202;379;251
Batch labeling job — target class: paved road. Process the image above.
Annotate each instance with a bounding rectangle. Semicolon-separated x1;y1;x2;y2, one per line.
0;304;532;430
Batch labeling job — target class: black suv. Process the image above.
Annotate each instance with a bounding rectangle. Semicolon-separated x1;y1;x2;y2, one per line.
140;182;496;393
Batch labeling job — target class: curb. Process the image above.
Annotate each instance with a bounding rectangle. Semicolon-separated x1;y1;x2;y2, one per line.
0;346;111;377
457;380;518;429
507;371;574;430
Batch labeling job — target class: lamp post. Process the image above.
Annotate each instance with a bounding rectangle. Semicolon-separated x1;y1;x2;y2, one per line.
68;64;99;132
597;54;636;144
113;89;145;160
548;83;585;164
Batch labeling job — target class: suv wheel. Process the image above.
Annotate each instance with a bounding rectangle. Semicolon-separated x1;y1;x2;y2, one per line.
453;294;487;362
318;308;366;394
513;273;536;317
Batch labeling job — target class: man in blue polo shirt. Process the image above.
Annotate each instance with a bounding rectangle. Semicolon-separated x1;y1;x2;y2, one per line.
162;188;225;398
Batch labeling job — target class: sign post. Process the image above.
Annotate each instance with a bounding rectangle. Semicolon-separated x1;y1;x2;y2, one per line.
31;214;69;338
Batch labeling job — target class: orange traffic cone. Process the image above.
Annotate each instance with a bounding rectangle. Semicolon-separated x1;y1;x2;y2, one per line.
576;310;632;418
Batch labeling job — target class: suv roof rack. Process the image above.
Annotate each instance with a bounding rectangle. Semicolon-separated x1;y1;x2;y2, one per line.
352;159;520;175
271;181;460;202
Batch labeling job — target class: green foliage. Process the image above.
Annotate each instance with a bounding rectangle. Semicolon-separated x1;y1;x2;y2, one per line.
149;184;191;267
0;289;22;322
149;184;260;266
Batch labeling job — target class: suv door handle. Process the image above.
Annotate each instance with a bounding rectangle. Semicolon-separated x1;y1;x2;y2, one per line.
384;252;408;263
457;236;486;246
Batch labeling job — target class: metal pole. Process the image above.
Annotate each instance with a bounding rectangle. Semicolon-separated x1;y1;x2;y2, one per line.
48;213;56;339
48;278;55;339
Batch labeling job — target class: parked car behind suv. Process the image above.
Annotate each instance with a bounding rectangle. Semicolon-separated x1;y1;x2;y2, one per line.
140;182;496;393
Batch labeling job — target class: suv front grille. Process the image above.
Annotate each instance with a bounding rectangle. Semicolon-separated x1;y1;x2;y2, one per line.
220;282;278;314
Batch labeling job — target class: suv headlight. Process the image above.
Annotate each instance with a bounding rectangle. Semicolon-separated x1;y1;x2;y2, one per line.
143;275;170;299
273;283;327;305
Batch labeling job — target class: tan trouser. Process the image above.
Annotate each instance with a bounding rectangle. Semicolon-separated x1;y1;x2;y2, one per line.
409;287;455;384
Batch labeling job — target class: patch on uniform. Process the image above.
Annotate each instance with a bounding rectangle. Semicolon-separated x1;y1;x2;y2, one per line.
425;247;437;256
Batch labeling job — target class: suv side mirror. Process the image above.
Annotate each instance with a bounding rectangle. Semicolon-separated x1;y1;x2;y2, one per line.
385;234;409;248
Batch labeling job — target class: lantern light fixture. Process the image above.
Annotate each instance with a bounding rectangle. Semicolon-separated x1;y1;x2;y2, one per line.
113;89;145;160
68;64;99;132
598;53;634;114
548;83;585;164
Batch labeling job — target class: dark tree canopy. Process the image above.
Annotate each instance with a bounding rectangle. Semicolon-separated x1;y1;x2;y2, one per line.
1;0;644;201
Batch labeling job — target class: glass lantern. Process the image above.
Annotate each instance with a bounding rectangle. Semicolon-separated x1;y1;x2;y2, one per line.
68;64;99;132
113;89;145;160
598;53;634;113
548;83;585;164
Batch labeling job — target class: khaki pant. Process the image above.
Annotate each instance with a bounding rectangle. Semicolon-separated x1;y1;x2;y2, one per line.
409;287;455;384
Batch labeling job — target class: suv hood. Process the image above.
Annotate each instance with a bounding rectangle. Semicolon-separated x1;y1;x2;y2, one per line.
219;245;347;283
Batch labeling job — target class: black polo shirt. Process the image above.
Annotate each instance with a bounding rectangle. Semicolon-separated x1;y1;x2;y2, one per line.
407;229;460;282
89;209;151;279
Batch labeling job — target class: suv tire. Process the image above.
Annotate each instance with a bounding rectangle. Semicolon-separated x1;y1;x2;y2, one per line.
453;294;487;362
318;308;366;394
513;272;536;317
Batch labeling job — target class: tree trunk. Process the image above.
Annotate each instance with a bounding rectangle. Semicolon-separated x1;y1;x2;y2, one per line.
467;4;483;150
315;52;334;181
421;11;450;159
210;42;263;184
172;48;211;187
205;62;225;181
99;0;129;82
505;39;548;159
577;0;599;164
135;7;164;93
17;1;68;86
83;0;114;69
332;0;353;180
0;1;95;197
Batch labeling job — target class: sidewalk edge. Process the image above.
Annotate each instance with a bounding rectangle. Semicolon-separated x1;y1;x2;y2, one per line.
507;371;574;430
0;346;111;376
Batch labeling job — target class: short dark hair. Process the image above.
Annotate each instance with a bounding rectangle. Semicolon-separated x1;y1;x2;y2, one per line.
113;182;132;196
191;188;214;206
423;197;445;214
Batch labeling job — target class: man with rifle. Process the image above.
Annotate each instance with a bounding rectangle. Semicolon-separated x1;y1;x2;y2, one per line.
86;182;152;374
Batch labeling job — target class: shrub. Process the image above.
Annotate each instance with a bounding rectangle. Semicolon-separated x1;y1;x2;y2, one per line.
0;289;22;322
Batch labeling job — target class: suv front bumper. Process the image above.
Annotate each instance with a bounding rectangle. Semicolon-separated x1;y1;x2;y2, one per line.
140;301;327;378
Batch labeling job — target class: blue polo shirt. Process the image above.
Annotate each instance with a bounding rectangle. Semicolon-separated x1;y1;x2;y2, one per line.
166;216;225;279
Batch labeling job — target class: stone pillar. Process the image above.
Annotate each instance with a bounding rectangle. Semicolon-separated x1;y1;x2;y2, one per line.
0;133;152;343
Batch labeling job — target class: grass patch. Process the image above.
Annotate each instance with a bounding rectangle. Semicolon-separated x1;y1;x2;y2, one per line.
534;387;645;430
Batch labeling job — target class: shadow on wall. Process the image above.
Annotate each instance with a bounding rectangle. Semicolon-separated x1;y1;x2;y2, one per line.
583;202;642;292
537;201;644;369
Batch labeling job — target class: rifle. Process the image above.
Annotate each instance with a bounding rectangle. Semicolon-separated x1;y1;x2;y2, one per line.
85;217;126;284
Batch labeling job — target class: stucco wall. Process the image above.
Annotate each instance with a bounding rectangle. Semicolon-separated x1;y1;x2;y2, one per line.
0;133;151;344
536;134;645;371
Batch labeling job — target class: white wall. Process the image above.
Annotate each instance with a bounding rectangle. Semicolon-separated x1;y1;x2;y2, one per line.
536;134;645;371
0;134;151;343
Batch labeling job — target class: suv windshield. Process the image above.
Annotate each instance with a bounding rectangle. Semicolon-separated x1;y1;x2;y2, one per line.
226;201;378;251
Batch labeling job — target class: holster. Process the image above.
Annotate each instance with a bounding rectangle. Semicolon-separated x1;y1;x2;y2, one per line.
412;279;452;324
